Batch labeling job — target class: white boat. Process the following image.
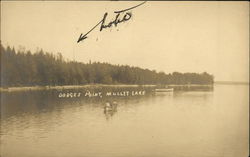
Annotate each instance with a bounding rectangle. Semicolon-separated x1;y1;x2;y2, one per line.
155;88;174;92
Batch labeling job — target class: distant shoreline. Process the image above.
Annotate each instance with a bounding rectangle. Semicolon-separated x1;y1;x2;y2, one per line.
0;84;214;92
214;81;249;85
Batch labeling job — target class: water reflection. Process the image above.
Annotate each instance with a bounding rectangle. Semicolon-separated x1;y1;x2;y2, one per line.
3;85;240;157
0;86;214;121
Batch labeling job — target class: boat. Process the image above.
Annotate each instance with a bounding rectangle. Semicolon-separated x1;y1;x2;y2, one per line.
104;101;118;112
154;88;174;92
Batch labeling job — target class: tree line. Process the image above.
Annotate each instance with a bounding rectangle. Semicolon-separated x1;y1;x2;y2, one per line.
0;44;214;87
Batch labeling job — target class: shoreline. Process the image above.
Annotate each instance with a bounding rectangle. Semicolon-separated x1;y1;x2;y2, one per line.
0;84;214;92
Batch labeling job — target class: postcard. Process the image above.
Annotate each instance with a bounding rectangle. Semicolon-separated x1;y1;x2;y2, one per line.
0;1;249;157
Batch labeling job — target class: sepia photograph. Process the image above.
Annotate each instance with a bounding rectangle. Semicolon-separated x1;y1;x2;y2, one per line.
0;1;249;157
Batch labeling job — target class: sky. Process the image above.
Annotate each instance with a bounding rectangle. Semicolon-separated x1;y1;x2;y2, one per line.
1;1;249;82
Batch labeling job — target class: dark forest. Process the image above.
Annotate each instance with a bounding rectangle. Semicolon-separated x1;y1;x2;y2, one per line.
0;44;214;87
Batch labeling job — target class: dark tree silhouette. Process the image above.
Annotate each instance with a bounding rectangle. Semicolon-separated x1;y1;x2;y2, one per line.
0;44;214;87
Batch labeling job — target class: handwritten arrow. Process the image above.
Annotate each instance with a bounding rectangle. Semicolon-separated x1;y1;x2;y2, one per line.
77;20;103;43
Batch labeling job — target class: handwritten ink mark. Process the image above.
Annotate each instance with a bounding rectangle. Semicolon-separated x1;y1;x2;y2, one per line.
99;12;132;32
77;1;146;43
77;20;103;43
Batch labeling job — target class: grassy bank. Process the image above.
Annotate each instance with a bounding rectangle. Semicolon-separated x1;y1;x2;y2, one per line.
0;84;214;92
0;84;156;92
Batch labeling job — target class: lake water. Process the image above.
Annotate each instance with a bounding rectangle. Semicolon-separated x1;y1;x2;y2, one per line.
1;84;249;157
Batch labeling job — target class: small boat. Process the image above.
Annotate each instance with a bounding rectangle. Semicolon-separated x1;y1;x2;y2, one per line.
155;88;174;92
104;103;112;111
104;101;118;112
